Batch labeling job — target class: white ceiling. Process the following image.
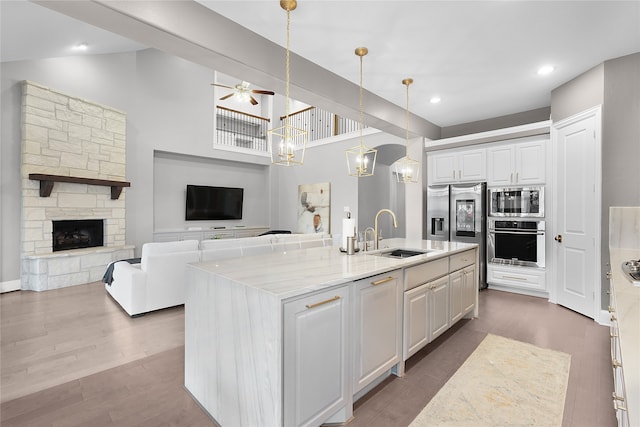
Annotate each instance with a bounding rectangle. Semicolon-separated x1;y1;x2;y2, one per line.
2;0;639;128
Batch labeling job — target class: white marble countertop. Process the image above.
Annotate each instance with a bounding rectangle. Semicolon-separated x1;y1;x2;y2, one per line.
189;238;477;300
609;247;640;426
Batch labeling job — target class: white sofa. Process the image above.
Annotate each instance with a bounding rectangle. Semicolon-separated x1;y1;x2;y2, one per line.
105;240;201;316
106;234;332;316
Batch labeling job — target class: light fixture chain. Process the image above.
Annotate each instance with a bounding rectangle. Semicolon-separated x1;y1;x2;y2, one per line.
405;82;410;156
359;54;363;144
285;8;291;131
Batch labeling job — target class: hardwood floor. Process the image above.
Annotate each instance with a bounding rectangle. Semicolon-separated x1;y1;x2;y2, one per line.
1;282;616;426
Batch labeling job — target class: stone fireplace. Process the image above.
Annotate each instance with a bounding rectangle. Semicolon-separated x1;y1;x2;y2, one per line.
20;81;133;291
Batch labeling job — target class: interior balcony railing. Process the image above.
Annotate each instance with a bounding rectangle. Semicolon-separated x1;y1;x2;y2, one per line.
215;106;270;153
214;105;364;155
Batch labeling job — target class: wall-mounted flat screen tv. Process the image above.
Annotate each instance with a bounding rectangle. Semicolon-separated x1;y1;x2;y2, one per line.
185;185;244;220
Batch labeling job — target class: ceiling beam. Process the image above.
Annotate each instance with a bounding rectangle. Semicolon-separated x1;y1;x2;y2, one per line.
33;0;441;140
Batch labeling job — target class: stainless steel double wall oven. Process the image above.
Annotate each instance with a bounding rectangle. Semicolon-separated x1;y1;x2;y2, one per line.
487;186;545;268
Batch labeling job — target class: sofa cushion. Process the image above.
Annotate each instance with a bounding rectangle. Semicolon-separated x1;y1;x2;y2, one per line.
141;240;199;272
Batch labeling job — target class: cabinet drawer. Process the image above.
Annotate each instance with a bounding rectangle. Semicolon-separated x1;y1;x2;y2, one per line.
449;249;475;272
487;265;545;291
404;257;448;291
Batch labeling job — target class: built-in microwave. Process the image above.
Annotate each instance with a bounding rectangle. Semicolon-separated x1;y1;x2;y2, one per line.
488;186;544;218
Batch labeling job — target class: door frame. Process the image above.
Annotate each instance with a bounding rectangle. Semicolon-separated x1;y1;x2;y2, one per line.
549;105;602;321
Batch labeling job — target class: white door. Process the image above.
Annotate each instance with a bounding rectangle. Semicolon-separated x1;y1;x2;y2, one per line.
552;107;601;319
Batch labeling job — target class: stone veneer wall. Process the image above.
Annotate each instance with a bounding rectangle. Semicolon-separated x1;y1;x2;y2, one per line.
20;81;131;290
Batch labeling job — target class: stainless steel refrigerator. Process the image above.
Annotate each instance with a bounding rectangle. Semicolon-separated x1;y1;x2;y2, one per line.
426;183;487;289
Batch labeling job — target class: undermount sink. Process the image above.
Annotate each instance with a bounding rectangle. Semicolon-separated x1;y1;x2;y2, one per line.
374;248;430;258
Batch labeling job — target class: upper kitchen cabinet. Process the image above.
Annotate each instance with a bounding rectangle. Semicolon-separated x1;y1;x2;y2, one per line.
487;138;547;186
428;148;486;184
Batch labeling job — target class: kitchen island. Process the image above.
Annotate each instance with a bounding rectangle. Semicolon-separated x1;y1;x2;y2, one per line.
184;238;478;427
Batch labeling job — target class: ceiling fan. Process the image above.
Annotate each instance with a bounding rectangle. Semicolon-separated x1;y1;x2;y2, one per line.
211;81;275;105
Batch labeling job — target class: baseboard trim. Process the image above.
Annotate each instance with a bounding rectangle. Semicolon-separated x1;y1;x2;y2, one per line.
1;279;21;293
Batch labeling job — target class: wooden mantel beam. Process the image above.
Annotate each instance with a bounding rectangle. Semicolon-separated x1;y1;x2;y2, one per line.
28;174;131;200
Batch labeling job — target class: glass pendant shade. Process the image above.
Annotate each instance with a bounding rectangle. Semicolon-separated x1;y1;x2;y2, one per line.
394;155;421;183
346;144;377;177
269;119;307;166
396;77;421;184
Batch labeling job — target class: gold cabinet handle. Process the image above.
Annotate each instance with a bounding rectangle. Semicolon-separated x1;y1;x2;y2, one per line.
371;276;395;286
611;315;617;322
612;359;622;368
608;305;615;313
306;295;340;309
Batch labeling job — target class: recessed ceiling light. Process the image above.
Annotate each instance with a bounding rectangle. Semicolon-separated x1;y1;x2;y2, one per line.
537;65;555;75
429;96;441;104
73;43;88;51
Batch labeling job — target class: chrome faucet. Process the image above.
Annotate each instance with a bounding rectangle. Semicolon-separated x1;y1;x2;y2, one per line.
363;227;375;252
374;209;398;250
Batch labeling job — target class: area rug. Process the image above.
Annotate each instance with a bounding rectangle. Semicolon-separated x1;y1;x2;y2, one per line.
409;334;571;427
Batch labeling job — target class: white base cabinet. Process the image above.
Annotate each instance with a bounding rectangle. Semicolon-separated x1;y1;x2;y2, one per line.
428;275;450;340
283;286;352;427
487;264;546;296
402;249;477;361
352;270;402;394
403;284;430;359
450;265;477;324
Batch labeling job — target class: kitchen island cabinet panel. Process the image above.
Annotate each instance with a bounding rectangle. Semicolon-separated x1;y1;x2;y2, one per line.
403;283;429;360
353;270;402;393
429;275;451;341
284;286;351;427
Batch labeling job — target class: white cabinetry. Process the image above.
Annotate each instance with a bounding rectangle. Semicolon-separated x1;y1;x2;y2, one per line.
487;139;546;186
428;275;450;340
449;251;477;324
284;286;351;427
428;149;486;184
352;270;402;393
402;249;477;361
403;283;430;359
487;264;546;295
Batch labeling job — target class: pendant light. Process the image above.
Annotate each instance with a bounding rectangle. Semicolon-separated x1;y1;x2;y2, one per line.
268;0;307;166
346;47;377;177
394;78;421;183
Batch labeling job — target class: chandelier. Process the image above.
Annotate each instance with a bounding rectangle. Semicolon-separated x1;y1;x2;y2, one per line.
268;0;307;166
345;47;377;177
394;78;421;183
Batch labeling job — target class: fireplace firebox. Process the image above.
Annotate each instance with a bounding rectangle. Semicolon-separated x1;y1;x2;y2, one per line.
52;219;104;252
